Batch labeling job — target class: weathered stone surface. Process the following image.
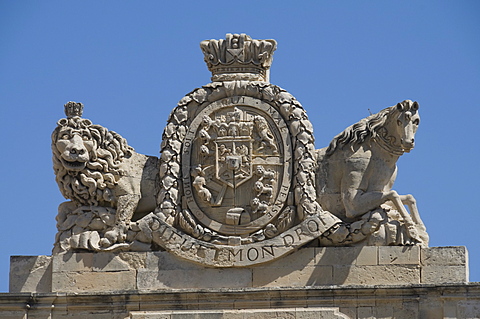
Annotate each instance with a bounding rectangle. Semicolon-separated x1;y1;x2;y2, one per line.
457;300;480;319
52;252;93;272
52;269;137;292
378;246;420;265
354;246;378;266
315;247;364;265
128;308;350;319
421;265;468;283
334;265;421;285
421;246;468;266
420;246;469;283
138;267;252;290
252;265;333;287
9;255;52;293
2;284;480;319
92;252;132;271
10;246;471;293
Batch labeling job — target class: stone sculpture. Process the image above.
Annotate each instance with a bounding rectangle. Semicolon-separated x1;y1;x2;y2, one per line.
52;34;429;265
316;100;429;247
52;102;158;252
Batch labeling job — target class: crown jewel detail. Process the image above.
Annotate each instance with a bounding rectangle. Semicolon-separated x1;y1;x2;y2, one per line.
200;34;277;82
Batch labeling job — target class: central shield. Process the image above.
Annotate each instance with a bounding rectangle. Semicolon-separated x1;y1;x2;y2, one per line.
215;136;253;189
182;97;292;236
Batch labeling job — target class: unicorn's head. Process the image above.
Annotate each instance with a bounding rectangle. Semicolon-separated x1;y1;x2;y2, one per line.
326;100;420;156
389;100;420;153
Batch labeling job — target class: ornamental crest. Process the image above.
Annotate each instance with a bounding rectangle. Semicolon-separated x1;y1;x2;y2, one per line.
52;34;429;267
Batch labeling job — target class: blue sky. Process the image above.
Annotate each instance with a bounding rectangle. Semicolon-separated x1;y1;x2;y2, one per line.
0;1;479;292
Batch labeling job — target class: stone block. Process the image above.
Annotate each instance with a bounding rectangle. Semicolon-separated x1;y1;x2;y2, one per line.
0;311;28;319
128;308;352;319
378;246;420;265
137;268;252;290
9;255;52;293
266;247;316;268
421;246;468;266
195;293;237;310
374;303;394;319
119;252;148;269
52;269;136;292
443;299;458;319
392;301;419;319
315;247;361;265
355;246;378;266
421;265;468;283
458;301;480;319
129;312;171;319
145;251;202;270
419;296;444;319
338;307;356;319
357;306;374;319
315;246;379;266
63;311;120;319
252;265;333;287
52;252;93;272
19;310;57;319
93;252;132;271
333;265;420;285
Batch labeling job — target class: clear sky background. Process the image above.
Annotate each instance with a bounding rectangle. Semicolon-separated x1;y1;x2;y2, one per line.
0;1;479;292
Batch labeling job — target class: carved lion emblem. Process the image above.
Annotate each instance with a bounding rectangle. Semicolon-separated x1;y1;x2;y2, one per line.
52;102;158;247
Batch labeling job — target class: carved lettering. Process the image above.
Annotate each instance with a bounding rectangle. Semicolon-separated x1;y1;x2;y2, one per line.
283;234;295;246
261;246;275;258
307;219;319;233
247;247;259;261
295;228;304;241
229;249;243;262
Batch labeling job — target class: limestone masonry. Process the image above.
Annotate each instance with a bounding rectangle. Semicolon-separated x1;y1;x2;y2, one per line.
3;34;479;318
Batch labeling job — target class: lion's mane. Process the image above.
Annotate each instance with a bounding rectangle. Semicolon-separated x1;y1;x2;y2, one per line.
52;117;134;206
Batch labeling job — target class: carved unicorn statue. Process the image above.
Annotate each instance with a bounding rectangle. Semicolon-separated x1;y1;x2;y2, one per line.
316;100;429;247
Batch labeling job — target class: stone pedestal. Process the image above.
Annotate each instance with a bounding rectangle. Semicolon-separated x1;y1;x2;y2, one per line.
3;246;479;318
9;246;469;293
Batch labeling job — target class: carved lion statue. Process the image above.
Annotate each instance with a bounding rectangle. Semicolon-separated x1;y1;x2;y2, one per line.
52;102;158;248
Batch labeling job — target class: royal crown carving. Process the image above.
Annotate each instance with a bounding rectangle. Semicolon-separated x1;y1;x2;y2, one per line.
200;33;277;82
52;34;428;267
64;101;84;118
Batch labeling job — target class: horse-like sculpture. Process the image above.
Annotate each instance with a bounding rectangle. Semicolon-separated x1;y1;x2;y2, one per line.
316;100;429;247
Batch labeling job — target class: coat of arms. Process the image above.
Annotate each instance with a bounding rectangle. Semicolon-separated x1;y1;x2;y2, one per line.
182;100;293;237
52;34;428;267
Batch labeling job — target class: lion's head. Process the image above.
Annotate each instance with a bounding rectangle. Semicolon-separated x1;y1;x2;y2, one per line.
52;105;134;207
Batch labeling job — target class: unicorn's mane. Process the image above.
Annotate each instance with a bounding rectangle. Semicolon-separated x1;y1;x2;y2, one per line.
325;105;398;156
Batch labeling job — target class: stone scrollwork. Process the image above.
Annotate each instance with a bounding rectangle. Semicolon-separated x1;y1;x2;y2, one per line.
52;34;429;266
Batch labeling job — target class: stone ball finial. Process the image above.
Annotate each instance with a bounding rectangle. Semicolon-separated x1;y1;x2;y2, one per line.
64;101;84;118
